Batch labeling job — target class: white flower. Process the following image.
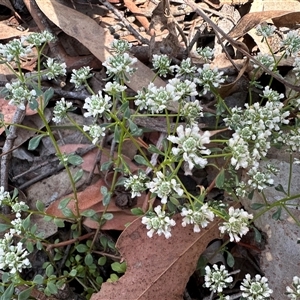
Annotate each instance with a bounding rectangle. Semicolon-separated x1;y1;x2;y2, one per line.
124;171;149;198
247;167;274;191
204;264;233;293
281;30;300;57
167;78;198;100
25;31;55;46
110;39;132;54
286;276;300;299
104;81;127;95
181;203;214;232
4;80;36;110
44;58;66;80
219;207;253;242
172;57;197;80
52;98;73;123
168;124;211;174
83;124;106;144
141;205;176;239
145;171;183;204
180;100;204;124
0;39;31;62
293;57;300;79
83;92;112;118
10;218;23;235
195;64;225;95
11;201;29;214
261;86;284;102
70;66;93;89
253;53;275;70
256;24;276;38
0;186;11;204
240;274;273;299
196;46;214;62
102;52;137;80
152;54;172;77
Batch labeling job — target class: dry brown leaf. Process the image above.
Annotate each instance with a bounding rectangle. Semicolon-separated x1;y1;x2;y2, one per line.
0;0;16;13
228;11;294;39
91;215;220;300
45;178;147;230
35;0;166;93
0;23;29;40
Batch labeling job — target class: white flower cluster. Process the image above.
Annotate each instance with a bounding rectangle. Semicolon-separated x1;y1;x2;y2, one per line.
70;66;93;89
83;92;112;118
204;264;233;293
195;64;225;95
124;171;149;198
141;205;176;239
25;31;55;46
110;39;132;54
286;276;300;299
180;100;204;124
102;53;137;80
277;127;300;152
4;80;37;110
83;124;105;145
219;207;253;242
256;24;277;38
0;38;31;62
103;81;127;96
247;166;274;191
253;53;275;70
44;58;67;80
152;54;172;77
196;46;214;62
181;203;214;232
52;98;73;124
281;30;300;57
0;187;31;274
225;87;289;169
145;171;183;204
240;274;273;299
168;124;211;174
172;57;197;80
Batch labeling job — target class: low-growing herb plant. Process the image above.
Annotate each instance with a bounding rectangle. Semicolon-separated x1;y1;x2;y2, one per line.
0;25;299;299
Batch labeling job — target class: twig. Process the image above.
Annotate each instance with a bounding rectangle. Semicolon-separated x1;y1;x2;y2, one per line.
98;0;150;45
0;108;26;213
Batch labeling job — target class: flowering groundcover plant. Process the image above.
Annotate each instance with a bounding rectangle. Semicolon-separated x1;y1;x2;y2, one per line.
0;26;299;299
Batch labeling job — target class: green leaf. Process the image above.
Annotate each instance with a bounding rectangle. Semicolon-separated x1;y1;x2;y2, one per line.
134;155;149;166
169;196;180;206
100;186;108;196
18;287;33;300
46;264;54;277
36;241;43;250
43;88;54;107
98;256;107;266
111;262;126;273
275;184;287;194
46;281;58;295
250;203;265;210
53;218;65;228
58;197;71;209
103;192;111;206
85;253;93;266
26;241;34;253
253;227;262;243
73;169;84;183
148;144;164;155
67;154;83;166
69;269;77;277
33;274;44;284
100;161;113;171
81;209;97;218
0;223;11;232
23;214;31;230
226;251;235;268
29;98;39;110
114;125;121;143
131;207;144;216
100;236;108;250
103;213;113;220
109;273;119;282
76;244;88;253
216;169;225;189
272;206;282;220
61;207;75;218
28;134;45;150
128;119;142;136
1;283;14;300
36;199;45;212
44;215;53;222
